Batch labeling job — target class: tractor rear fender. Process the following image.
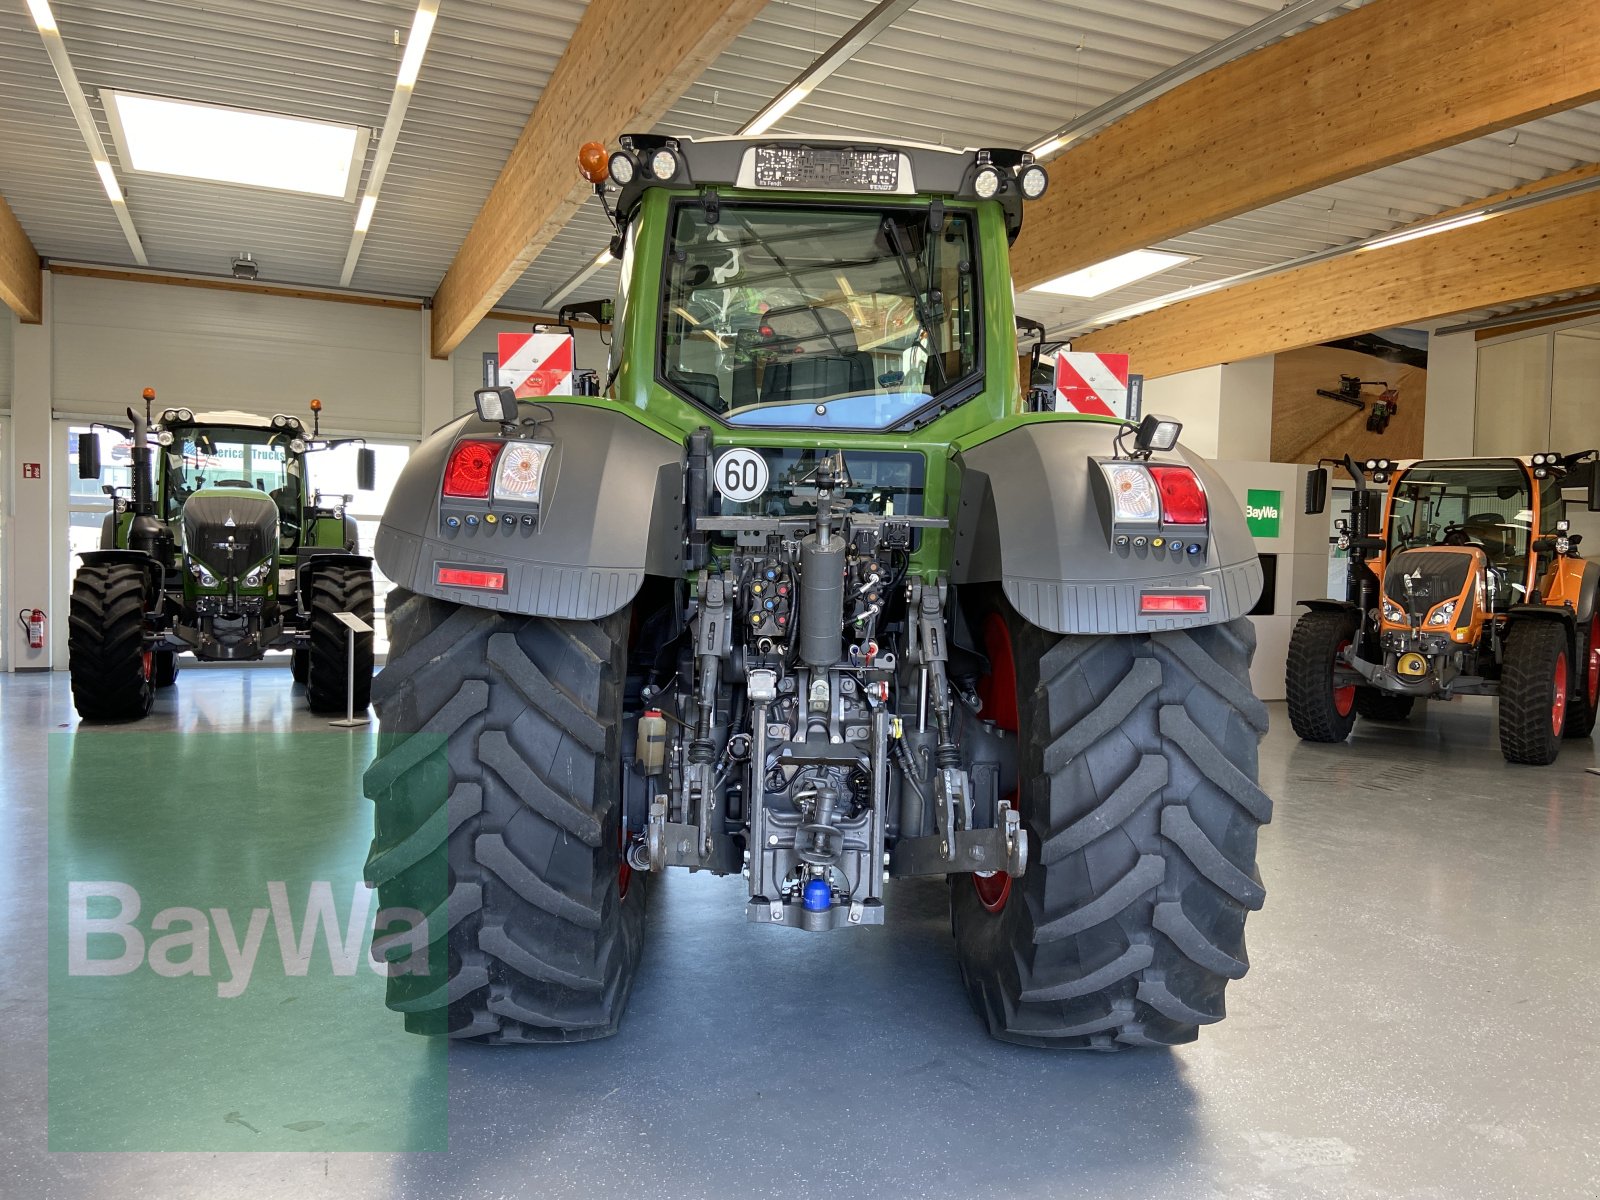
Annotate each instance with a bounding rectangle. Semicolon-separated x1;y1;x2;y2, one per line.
1540;558;1599;625
374;404;683;620
951;420;1263;634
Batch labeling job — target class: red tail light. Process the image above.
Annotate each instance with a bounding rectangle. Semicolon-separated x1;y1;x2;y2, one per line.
443;439;502;498
1140;591;1209;614
1148;465;1208;525
437;566;506;591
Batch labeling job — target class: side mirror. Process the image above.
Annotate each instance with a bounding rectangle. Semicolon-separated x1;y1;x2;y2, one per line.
356;447;377;491
474;386;518;425
1588;466;1600;513
1304;466;1329;515
78;433;102;480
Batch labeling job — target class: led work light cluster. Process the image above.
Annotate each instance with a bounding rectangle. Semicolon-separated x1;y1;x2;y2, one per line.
971;149;1048;201
1530;452;1561;479
1362;457;1399;485
607;136;683;186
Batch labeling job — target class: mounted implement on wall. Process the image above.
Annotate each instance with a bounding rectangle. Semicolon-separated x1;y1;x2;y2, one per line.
364;134;1272;1049
70;388;378;720
1289;451;1600;764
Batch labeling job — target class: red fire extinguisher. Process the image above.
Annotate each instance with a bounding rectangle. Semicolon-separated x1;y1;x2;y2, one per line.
17;608;45;650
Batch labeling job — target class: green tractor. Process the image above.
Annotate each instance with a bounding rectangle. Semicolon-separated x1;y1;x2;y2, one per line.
364;135;1272;1048
71;388;377;720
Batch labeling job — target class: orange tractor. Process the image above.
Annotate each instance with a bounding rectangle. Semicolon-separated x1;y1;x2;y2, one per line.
1288;451;1600;764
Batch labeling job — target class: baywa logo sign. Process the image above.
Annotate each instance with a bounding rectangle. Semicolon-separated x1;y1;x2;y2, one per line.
1246;488;1283;538
67;880;429;998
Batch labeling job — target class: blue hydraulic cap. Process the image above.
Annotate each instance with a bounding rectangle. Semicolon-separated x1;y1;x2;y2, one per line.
802;880;831;912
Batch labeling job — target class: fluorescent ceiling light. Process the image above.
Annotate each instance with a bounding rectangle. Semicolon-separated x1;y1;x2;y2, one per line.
26;0;57;33
93;159;123;203
396;5;438;88
354;195;377;232
104;91;368;199
1029;135;1069;159
1032;249;1193;298
744;87;809;137
1359;211;1489;252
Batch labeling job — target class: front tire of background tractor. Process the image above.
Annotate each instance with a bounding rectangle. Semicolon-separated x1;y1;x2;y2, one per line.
1562;613;1598;741
362;587;645;1042
290;647;309;685
152;649;179;688
1499;620;1570;765
68;563;154;721
305;564;374;714
950;603;1271;1049
1353;689;1413;722
1285;609;1360;742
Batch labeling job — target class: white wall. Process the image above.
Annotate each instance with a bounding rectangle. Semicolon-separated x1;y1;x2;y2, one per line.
1142;356;1274;460
51;275;426;437
1212;459;1327;701
0;307;12;411
1422;328;1476;458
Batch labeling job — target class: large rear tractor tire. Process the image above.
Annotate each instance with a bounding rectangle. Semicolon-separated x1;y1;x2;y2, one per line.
305;563;374;714
1499;620;1570;765
68;563;154;722
1285;609;1359;742
1562;612;1598;741
950;603;1271;1049
1354;689;1413;722
363;587;645;1042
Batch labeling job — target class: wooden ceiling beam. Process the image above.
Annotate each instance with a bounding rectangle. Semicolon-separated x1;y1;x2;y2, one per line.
1071;181;1600;378
428;0;765;359
1011;0;1600;292
0;195;42;324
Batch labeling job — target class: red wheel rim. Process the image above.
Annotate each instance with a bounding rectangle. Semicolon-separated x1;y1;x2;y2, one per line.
142;649;153;682
618;825;633;900
1586;615;1599;709
1333;638;1355;717
973;612;1018;915
1552;651;1568;737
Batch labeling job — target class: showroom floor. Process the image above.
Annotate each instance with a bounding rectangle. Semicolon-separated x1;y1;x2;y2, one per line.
3;667;1597;1199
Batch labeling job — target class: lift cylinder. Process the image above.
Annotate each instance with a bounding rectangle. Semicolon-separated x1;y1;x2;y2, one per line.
799;535;846;666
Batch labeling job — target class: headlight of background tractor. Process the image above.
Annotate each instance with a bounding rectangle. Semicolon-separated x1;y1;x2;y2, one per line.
1426;600;1458;627
242;560;273;588
188;560;218;588
1381;599;1405;623
493;441;553;503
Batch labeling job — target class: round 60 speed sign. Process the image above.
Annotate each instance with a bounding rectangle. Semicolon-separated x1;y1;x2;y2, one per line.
714;448;769;502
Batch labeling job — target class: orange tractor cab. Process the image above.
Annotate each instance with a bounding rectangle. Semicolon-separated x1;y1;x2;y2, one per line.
1287;451;1600;764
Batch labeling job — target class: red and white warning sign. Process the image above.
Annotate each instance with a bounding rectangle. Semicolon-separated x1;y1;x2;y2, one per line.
498;331;575;398
1053;351;1130;418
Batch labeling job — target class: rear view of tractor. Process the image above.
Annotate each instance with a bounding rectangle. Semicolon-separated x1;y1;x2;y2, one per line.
364;134;1272;1049
1287;452;1600;764
70;389;378;720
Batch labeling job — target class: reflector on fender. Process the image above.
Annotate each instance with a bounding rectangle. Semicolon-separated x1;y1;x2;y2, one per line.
1098;461;1159;523
1147;465;1208;525
1140;591;1209;613
443;439;503;498
437;565;507;591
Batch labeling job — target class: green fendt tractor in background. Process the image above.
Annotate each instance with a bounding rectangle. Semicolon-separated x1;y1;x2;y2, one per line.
71;388;377;720
364;134;1273;1049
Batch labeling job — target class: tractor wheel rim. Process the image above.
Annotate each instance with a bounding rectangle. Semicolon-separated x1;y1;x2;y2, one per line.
142;649;153;683
617;825;633;900
1333;638;1356;717
1552;652;1568;737
972;612;1018;915
1587;615;1600;708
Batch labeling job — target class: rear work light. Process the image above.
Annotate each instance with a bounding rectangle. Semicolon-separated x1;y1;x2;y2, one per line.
436;565;506;591
1140;591;1209;614
443;439;503;498
1147;465;1208;525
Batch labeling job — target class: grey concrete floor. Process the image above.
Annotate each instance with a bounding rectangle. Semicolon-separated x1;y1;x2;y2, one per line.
2;667;1598;1198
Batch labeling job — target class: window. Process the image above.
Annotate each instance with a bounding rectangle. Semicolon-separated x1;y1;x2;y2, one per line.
1387;459;1534;605
308;441;411;654
66;425;135;580
659;204;980;429
162;427;295;518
